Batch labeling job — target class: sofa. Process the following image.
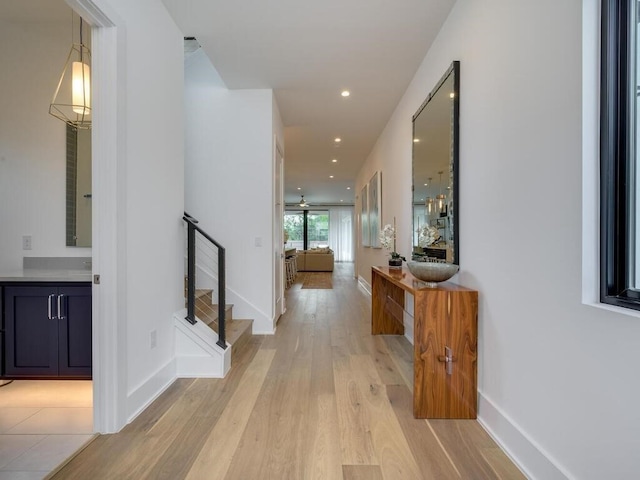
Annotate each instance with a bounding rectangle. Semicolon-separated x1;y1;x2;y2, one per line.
296;248;334;272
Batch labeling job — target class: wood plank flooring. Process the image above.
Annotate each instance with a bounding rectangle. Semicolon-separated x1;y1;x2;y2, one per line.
50;263;525;480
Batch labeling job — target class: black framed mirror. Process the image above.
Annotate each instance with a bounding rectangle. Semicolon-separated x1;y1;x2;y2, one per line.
412;61;459;264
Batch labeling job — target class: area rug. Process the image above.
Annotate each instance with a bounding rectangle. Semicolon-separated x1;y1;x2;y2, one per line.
301;272;333;289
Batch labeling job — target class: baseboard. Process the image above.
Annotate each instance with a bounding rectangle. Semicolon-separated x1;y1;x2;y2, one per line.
126;358;176;425
477;391;571;480
358;275;371;295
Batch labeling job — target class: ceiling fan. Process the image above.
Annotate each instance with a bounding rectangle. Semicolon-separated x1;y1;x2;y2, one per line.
298;195;309;207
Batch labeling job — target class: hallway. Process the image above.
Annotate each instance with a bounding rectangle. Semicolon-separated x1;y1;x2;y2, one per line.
52;263;524;479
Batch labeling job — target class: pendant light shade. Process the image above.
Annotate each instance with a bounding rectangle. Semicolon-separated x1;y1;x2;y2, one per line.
436;171;446;212
71;61;91;115
425;177;433;214
49;14;91;129
425;197;433;214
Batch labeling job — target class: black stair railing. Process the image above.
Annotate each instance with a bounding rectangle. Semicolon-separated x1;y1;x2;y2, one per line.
183;212;227;349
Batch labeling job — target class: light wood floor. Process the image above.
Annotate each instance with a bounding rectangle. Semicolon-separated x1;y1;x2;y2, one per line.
50;263;525;480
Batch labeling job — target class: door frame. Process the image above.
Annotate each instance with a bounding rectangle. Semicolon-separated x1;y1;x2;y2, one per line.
66;0;127;433
273;136;285;321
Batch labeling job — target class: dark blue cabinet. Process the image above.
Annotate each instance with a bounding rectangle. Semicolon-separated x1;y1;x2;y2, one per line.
4;284;92;378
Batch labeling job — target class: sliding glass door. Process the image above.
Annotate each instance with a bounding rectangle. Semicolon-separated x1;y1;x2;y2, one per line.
284;210;329;250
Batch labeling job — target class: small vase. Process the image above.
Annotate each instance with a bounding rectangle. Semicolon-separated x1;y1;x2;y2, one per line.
388;258;402;268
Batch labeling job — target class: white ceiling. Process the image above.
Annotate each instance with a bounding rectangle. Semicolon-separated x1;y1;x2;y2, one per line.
162;0;456;206
3;0;456;207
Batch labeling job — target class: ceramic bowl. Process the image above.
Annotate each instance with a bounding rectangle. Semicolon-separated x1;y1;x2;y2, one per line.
406;260;459;284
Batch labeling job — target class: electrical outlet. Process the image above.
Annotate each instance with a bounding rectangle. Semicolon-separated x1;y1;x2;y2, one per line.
150;330;157;349
22;235;32;250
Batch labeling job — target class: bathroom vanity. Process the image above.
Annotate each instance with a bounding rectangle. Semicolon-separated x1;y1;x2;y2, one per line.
0;260;92;379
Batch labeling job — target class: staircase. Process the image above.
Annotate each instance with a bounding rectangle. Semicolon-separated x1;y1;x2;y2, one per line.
177;212;253;377
189;288;254;361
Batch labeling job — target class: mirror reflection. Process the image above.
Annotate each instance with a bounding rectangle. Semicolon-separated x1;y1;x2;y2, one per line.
66;125;92;247
412;61;459;264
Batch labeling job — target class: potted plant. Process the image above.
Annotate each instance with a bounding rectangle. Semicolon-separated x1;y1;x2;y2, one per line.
379;218;405;268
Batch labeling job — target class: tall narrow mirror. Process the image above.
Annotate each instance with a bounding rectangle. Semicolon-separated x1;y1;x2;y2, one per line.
66;125;92;247
412;61;459;264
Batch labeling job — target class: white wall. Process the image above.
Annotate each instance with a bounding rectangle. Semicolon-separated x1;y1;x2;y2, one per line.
1;0;186;430
0;19;91;271
88;0;185;423
185;49;278;334
356;0;640;478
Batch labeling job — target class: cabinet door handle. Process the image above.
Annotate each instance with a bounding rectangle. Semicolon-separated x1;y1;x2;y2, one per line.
57;294;65;320
437;346;457;375
48;294;56;320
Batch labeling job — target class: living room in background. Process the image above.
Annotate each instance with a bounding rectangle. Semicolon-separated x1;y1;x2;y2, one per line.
284;208;354;262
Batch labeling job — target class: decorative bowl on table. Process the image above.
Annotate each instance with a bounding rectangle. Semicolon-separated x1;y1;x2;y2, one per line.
406;260;459;287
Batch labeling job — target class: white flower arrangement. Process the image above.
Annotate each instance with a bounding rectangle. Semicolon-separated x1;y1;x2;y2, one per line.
379;218;405;261
417;224;441;248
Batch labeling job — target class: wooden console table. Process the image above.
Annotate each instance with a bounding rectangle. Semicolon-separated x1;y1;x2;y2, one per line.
371;266;478;419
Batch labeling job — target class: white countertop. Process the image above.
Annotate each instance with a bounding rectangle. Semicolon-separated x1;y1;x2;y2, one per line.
0;269;92;283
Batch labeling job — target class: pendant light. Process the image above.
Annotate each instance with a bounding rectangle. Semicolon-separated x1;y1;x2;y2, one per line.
425;177;434;214
49;13;91;129
436;171;446;212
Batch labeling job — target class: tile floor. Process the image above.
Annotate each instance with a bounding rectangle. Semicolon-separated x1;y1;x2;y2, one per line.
0;380;93;479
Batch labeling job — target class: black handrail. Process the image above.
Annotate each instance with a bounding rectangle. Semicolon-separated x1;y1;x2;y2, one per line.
183;212;227;349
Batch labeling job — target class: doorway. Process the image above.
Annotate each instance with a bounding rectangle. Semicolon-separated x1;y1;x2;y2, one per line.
274;141;285;320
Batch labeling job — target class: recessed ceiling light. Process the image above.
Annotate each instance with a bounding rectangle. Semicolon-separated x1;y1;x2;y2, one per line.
297;187;301;190
341;90;350;97
424;183;428;186
347;187;351;190
332;159;338;163
334;137;341;143
329;175;334;179
340;199;344;202
413;138;420;143
450;92;455;98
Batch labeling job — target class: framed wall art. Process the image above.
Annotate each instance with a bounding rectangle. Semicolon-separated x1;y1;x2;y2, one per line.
368;171;381;248
361;184;370;247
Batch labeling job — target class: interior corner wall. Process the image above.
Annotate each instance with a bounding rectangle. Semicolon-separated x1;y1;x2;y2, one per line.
184;51;275;334
356;0;640;478
0;19;91;272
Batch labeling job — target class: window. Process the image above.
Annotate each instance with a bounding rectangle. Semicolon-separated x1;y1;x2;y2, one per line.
284;210;329;250
284;211;304;250
600;0;640;309
307;211;329;248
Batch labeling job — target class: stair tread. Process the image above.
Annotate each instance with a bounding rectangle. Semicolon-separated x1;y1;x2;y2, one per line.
225;319;253;344
194;289;212;299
